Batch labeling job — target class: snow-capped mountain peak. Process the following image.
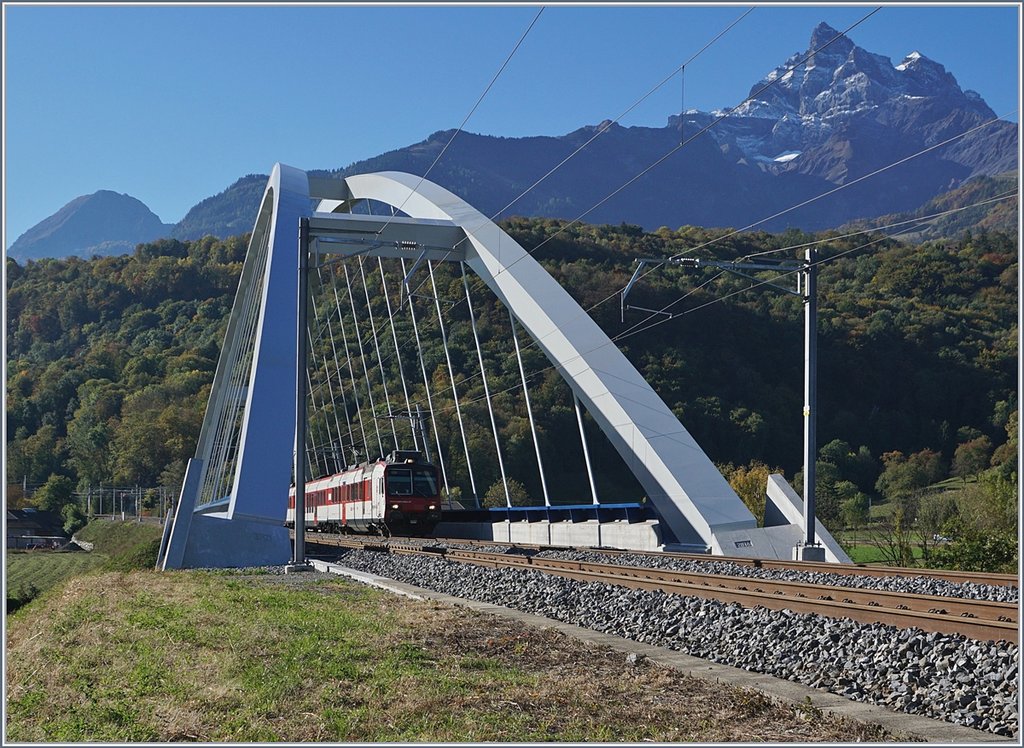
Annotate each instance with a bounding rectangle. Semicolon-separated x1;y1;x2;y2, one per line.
698;21;1001;169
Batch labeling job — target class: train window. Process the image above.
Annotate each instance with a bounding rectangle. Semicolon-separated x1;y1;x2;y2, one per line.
413;468;438;497
388;469;413;496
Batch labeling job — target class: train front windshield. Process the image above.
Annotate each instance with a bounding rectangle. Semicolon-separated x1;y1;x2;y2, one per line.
387;468;439;498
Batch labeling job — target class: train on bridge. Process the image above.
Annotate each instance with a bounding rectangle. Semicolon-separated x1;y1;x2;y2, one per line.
286;450;442;536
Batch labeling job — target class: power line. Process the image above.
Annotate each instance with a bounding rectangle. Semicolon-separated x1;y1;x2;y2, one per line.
465;6;755;229
374;6;545;237
613;191;1020;342
392;111;1013;420
667;111;1018;263
385;6;887;393
582;109;1017;338
479;7;882;281
348;6;758;380
396;5;756;305
421;189;1018;417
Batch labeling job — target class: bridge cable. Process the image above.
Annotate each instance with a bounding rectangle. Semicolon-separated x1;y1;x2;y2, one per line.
310;280;355;468
574;394;600;505
358;256;400;450
322;7;1017;480
202;222;272;505
510;312;550;506
303;347;330;477
307;325;347;475
378;258;419;450
401;258;451;499
412;190;1018;458
343;263;386;460
319;350;350;471
325;265;371;461
206;229;269;502
462;262;511;506
429;260;480;503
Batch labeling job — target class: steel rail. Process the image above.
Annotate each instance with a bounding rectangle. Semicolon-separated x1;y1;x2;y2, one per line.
428;548;1018;645
420;535;1020;588
300;533;1018;643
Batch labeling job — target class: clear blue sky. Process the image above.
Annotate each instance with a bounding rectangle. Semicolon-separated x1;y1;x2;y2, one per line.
3;3;1020;248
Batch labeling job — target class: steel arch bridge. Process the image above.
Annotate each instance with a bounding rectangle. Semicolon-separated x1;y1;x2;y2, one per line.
158;163;847;569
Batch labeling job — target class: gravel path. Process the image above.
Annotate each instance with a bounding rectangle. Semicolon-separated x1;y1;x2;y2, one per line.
335;548;1019;738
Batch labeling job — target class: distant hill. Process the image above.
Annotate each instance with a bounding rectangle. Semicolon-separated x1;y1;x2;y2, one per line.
170;174;269;241
7;21;1017;260
7;191;173;263
840;172;1018;241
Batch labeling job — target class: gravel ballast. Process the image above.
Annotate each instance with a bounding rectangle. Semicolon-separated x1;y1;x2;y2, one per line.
335;548;1019;738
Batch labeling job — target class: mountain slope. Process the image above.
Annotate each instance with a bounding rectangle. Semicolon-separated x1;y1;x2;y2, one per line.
170;174;269;241
8;191;173;262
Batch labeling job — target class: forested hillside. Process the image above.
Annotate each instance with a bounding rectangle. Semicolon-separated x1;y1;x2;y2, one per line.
5;219;1017;565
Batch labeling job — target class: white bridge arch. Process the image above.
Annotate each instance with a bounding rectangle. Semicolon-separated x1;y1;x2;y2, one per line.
159;163;847;569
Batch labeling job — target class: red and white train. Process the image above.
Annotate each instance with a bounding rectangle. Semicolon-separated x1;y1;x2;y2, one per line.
286;450;442;535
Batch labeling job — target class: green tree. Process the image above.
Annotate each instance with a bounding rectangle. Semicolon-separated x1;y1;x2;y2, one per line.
61;503;87;535
721;461;781;526
482;478;531;508
839;487;870;529
33;473;75;513
792;461;843;524
990;409;1018;476
916;491;959;560
951;436;993;481
926;531;1017;573
868;501;916;567
953;473;1018;535
874;449;945;503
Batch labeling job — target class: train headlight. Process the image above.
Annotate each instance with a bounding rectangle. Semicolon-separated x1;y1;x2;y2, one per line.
391;504;399;510
428;504;437;510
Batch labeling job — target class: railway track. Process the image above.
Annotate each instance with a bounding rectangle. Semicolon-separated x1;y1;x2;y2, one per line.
301;532;1019;644
418;535;1020;588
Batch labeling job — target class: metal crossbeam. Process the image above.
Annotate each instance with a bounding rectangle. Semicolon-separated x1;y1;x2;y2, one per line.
308;213;467;262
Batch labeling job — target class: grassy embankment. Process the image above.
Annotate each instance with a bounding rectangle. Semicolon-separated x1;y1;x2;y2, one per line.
5;520;163;611
5;565;900;743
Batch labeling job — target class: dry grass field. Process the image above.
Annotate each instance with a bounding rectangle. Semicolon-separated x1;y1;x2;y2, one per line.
5;567;905;742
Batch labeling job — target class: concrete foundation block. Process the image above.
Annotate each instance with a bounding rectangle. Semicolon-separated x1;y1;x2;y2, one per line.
178;513;291;569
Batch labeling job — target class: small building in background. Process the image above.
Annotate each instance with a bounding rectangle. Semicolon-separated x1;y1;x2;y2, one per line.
6;508;69;549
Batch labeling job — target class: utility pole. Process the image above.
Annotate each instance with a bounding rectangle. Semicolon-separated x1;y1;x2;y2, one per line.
624;250;825;561
287;216;312;573
800;247;823;560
